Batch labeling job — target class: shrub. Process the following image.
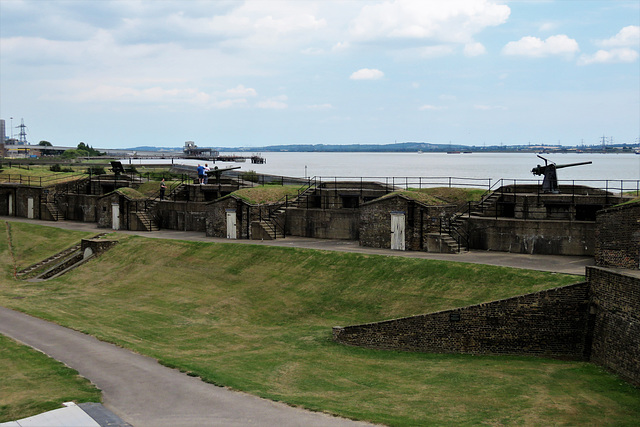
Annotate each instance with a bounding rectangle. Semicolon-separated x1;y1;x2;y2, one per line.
241;170;259;183
50;164;62;172
87;166;106;175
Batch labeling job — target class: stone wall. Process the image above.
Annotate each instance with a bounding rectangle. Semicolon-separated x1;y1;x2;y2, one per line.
15;187;43;219
334;282;591;359
587;267;640;386
96;193;122;229
205;197;253;239
466;217;595;256
287;208;359;239
595;202;639;269
359;195;457;251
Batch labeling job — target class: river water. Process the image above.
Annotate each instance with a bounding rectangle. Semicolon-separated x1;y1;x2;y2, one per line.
126;152;639;191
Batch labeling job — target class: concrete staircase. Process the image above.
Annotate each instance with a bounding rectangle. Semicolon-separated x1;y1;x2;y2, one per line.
445;215;468;253
16;233;107;278
46;203;64;221
136;210;159;231
258;219;285;239
471;191;500;216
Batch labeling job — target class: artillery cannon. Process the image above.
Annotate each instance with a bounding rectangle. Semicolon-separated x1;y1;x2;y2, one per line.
532;155;592;193
206;165;241;185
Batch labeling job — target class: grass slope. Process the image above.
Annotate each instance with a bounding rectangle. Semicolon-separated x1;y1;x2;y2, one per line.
1;221;638;425
0;334;101;423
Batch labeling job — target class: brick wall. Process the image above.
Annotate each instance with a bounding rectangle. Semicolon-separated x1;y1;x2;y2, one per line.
595;203;639;269
334;282;591;359
587;267;640;386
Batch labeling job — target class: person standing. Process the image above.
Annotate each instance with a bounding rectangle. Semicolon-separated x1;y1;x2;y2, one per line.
203;164;210;184
159;179;167;200
197;164;205;184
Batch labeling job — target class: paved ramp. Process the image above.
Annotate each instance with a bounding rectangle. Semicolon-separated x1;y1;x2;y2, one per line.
0;307;374;427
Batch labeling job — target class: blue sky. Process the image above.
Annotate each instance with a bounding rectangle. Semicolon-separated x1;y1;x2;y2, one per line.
1;0;638;149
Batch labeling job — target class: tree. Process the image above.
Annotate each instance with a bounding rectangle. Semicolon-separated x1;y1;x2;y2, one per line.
77;142;104;156
38;140;52;146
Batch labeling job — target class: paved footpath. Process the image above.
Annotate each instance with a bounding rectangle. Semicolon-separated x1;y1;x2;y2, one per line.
0;307;374;426
1;216;593;275
1;216;593;426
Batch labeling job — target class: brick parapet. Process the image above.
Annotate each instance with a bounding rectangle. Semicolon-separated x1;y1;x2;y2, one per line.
595;202;639;269
334;282;591;359
586;266;640;386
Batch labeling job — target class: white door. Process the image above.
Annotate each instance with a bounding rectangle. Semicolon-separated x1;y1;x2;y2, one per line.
27;197;34;219
226;209;237;239
390;212;405;251
112;203;120;230
8;194;13;216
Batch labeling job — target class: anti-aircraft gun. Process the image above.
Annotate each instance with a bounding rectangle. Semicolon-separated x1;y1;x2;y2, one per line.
531;155;592;193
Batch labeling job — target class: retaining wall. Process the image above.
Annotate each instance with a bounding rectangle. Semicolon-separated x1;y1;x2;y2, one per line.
587;267;640;386
595;202;639;269
334;282;591;359
467;217;595;256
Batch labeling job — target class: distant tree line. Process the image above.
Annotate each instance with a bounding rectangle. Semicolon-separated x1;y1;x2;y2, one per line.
63;142;105;159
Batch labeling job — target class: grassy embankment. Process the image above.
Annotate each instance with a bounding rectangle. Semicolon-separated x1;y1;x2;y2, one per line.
1;221;639;425
0;335;101;422
0;165;87;186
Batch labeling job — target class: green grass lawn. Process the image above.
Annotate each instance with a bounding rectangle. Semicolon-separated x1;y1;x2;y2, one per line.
0;334;101;423
1;221;638;425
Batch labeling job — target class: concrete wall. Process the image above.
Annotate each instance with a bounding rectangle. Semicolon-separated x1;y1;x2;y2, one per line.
334;282;591;359
595;203;639;269
59;194;100;222
587;267;640;386
287;208;359;240
467;217;595;256
156;200;210;232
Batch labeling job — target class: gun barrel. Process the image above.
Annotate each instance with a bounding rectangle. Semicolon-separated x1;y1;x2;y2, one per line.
554;161;592;169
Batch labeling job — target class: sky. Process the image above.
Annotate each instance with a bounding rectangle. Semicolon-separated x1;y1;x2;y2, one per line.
1;0;639;149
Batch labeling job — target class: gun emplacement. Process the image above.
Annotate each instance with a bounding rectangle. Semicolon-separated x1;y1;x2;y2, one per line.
532;155;592;193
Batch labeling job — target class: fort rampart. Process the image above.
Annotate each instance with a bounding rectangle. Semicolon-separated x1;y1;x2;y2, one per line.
334;267;640;386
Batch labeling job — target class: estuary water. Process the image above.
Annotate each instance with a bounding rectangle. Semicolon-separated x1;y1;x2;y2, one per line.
129;151;639;190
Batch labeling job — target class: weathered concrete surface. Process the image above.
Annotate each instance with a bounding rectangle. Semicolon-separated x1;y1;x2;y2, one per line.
0;307;375;427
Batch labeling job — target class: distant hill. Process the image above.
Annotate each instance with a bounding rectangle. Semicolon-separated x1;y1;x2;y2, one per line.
123;142;639;154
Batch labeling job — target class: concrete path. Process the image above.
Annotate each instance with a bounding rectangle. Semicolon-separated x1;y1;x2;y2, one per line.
0;307;374;427
0;216;593;275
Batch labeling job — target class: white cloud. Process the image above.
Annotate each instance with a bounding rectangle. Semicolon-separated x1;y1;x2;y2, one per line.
349;0;510;44
464;42;486;57
538;22;558;32
332;41;350;51
306;103;333;110
578;48;639;65
68;84;212;105
256;95;288;109
225;85;257;97
502;34;579;58
597;25;640;48
350;68;384;80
